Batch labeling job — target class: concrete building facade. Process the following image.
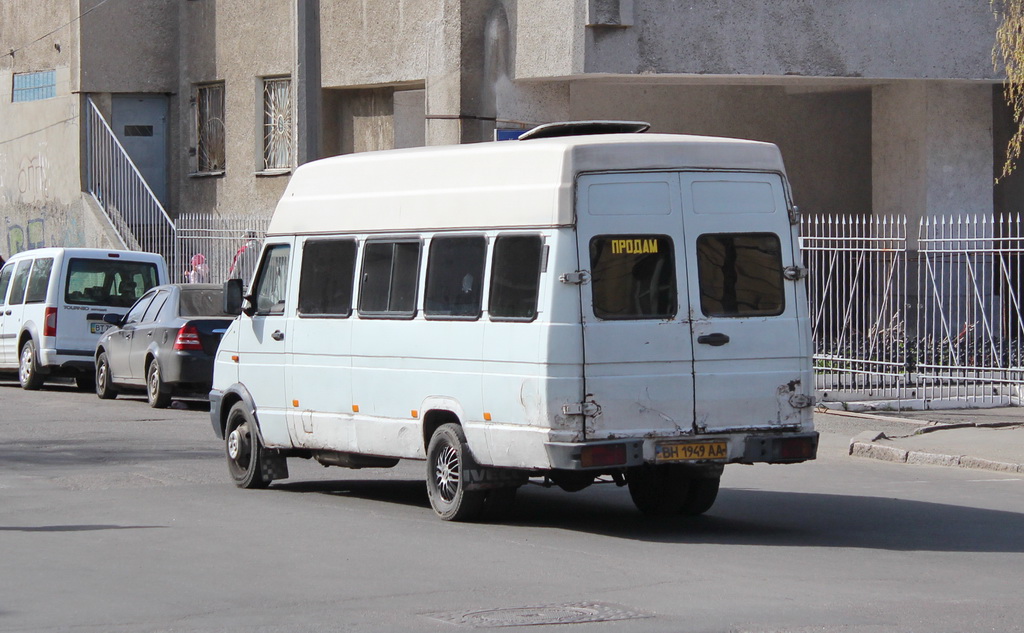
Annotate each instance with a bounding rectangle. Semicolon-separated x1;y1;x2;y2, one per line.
0;0;1015;260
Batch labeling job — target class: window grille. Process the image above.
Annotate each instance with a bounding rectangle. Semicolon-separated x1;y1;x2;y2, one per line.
13;70;56;102
196;83;226;173
263;78;292;171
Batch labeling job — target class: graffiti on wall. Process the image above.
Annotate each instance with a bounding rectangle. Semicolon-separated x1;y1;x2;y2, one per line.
7;218;46;254
18;154;51;204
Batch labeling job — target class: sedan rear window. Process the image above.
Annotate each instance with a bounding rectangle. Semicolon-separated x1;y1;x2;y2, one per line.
179;288;233;317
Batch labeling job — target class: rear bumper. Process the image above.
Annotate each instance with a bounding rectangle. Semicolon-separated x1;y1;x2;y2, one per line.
544;431;819;471
160;351;215;387
39;348;94;373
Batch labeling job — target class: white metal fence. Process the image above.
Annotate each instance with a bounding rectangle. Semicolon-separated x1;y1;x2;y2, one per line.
173;214;270;286
802;214;1024;407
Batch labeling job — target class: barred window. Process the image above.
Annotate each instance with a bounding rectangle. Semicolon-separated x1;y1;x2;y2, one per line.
196;82;226;173
263;77;292;171
13;70;56;102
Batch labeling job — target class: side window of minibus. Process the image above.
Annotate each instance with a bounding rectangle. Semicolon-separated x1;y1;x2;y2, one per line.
425;236;486;319
0;265;15;305
251;244;291;316
24;257;54;304
358;240;421;317
7;260;33;306
298;239;357;317
489;235;544;321
589;235;677;320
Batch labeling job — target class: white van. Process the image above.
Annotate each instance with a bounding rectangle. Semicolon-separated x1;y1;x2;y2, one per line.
0;247;168;389
210;122;818;521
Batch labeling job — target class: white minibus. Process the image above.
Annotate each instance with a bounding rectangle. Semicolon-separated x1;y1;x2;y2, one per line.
211;122;818;521
0;248;168;389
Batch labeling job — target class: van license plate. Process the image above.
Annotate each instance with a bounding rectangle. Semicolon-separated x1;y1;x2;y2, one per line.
655;441;727;462
90;323;111;334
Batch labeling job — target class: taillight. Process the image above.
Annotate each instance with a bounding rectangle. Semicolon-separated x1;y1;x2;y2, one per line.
580;443;627;468
173;324;203;351
44;307;57;337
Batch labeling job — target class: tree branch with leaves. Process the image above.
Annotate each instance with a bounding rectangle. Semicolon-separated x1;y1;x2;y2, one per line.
994;0;1024;179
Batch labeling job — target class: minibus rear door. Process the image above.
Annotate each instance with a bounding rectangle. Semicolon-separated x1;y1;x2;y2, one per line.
677;171;812;433
575;173;696;441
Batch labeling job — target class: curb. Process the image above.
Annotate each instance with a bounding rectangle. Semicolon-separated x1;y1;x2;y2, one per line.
849;436;1024;474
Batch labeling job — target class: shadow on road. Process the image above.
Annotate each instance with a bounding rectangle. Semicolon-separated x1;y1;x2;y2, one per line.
0;524;167;532
273;478;1024;553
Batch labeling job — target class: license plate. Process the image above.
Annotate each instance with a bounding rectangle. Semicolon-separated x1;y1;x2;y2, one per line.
655;440;728;462
90;323;111;334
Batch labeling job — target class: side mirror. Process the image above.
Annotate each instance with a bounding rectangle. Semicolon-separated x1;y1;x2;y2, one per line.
241;294;257;317
223;278;244;316
102;313;123;326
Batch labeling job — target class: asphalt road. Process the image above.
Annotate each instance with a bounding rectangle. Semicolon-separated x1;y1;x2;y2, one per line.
1;378;1023;633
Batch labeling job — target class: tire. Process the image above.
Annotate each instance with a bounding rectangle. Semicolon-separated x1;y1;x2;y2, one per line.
95;352;118;400
225;402;271;489
426;423;486;522
18;339;45;390
146;360;172;409
626;464;690;516
74;373;96;391
680;476;721;516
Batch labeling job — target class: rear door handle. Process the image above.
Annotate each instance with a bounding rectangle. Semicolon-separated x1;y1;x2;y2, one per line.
271;330;284;341
697;333;730;346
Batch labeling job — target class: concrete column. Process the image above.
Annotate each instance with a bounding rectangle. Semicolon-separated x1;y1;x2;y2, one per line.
424;0;463;146
873;81;993;229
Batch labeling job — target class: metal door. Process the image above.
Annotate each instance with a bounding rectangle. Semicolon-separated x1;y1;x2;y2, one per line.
112;95;169;206
575;173;695;440
677;171;812;433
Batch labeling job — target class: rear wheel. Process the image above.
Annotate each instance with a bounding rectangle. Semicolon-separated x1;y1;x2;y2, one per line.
74;373;95;391
18;340;45;390
95;352;117;400
225;402;271;489
426;423;486;522
146;360;172;408
627;465;690;516
680;475;721;516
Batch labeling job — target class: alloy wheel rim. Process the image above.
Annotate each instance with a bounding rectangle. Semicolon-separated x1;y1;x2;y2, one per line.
434;443;460;502
19;346;32;383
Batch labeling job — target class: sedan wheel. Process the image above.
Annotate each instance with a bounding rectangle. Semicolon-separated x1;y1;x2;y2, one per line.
146;360;172;408
95;352;118;400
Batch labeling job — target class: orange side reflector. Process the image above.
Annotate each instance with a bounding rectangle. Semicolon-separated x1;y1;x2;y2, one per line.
292;400;299;408
231;355;239;363
411;410;419;418
352;405;360;413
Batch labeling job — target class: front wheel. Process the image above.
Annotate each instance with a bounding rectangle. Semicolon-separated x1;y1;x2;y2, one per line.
426;423;485;522
95;352;117;400
146;360;172;408
225;402;271;489
18;340;45;390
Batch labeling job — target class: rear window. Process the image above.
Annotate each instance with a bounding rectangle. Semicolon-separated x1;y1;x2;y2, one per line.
179;287;233;317
65;258;161;307
696;232;785;317
589;235;677;320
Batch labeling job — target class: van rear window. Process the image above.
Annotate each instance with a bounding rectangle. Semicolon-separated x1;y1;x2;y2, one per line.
696;232;785;317
65;259;160;307
589;235;677;320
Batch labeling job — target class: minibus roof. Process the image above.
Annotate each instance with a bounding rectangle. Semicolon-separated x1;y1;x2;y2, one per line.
268;133;787;235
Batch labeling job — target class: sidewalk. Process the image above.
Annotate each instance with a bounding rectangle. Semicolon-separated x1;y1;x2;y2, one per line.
835;407;1024;474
